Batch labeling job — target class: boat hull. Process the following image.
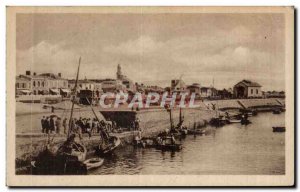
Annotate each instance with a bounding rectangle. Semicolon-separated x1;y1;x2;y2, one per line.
84;158;104;170
272;126;285;132
96;136;121;156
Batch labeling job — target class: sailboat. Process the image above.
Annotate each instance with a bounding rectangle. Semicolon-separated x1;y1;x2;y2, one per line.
31;57;88;175
83;96;121;156
176;107;188;135
155;105;182;151
56;57;87;161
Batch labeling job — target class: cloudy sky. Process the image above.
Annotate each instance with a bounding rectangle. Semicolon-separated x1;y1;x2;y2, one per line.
16;13;285;91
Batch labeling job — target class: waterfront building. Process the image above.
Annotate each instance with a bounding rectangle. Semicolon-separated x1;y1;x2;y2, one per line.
16;71;69;96
233;79;262;98
39;73;69;96
200;86;217;98
186;83;201;96
145;85;164;94
101;78;125;93
171;79;186;92
15;75;31;95
68;78;95;91
217;88;233;99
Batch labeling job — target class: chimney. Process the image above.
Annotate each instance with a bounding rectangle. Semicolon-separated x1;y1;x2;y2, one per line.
25;71;31;76
58;73;61;77
33;72;37;76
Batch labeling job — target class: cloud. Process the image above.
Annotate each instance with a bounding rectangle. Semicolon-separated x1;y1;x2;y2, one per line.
16;24;285;91
103;35;164;56
17;41;79;77
101;32;284;90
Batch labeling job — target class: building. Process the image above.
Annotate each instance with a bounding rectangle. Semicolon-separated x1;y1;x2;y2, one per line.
116;64;136;92
143;85;164;94
101;78;125;93
217;88;233;99
186;83;201;96
200;86;217;98
68;78;95;93
233;79;262;98
16;71;69;96
171;79;186;92
39;73;69;95
15;75;31;95
263;91;285;98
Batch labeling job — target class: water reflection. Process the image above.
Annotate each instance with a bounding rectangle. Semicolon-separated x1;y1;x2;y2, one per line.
91;112;285;175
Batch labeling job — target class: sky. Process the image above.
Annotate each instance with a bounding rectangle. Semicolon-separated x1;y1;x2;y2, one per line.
16;13;285;91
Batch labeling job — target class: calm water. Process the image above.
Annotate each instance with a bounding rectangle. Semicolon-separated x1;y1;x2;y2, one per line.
90;112;285;175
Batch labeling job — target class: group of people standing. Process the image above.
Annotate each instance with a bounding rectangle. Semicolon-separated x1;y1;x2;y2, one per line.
41;115;114;139
41;116;68;134
69;117;106;139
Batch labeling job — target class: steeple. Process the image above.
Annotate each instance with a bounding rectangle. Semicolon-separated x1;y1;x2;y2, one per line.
117;64;122;79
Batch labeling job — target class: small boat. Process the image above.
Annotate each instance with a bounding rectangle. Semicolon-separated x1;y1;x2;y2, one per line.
96;135;121;155
56;134;87;162
156;136;182;151
228;119;242;123
272;126;286;132
133;137;156;148
241;118;251;125
188;128;206;135
273;109;281;114
180;128;188;135
84;158;104;170
210;117;227;127
31;143;88;175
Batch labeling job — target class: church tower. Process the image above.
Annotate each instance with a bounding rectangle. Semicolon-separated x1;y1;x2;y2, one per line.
116;64;122;80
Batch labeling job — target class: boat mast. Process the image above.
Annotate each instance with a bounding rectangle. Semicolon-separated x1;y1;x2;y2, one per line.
169;107;174;129
179;107;182;123
68;57;81;138
85;97;110;141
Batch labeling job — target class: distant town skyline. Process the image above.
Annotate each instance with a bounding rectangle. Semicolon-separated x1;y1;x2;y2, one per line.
17;13;285;91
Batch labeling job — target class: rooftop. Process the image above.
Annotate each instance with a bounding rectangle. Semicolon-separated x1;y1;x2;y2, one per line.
236;79;262;87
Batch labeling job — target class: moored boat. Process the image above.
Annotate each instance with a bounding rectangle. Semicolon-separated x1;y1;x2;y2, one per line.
188;128;206;135
273;109;281;114
156;136;182;151
96;135;121;155
84;158;104;170
228;119;242;123
272;126;285;132
31;57;88;175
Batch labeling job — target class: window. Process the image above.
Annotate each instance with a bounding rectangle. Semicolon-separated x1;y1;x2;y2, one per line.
22;83;26;88
42;82;44;87
251;89;253;94
256;89;258;94
38;81;40;87
16;83;19;88
33;81;36;87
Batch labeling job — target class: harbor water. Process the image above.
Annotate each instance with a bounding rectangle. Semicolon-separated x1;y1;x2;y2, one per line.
90;112;285;175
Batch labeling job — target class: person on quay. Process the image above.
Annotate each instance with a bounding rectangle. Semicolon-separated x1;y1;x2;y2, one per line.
86;118;92;138
41;116;46;133
62;118;68;134
49;116;55;134
55;117;62;134
44;117;50;134
134;117;140;131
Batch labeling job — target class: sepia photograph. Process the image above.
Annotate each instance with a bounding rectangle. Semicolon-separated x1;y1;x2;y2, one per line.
6;6;294;186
